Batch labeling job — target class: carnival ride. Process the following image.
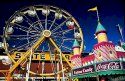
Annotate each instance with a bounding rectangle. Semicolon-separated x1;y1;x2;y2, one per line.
0;5;83;81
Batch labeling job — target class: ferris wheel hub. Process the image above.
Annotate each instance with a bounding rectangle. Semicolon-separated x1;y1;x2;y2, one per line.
42;30;51;37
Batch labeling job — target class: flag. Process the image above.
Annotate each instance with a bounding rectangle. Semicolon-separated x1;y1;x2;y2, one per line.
88;6;100;22
88;6;97;11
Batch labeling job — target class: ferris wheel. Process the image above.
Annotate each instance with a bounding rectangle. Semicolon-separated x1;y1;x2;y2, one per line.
4;5;83;53
2;5;83;80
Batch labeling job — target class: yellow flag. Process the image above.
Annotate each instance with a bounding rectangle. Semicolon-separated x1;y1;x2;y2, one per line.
88;6;97;11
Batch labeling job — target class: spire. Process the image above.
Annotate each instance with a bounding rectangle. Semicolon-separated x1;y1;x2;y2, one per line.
72;39;80;48
72;39;80;55
95;22;108;43
95;22;106;35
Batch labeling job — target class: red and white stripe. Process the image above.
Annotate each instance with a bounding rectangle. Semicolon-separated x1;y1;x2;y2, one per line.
93;49;100;62
109;45;117;59
105;45;117;60
94;49;103;62
72;57;82;68
99;46;111;60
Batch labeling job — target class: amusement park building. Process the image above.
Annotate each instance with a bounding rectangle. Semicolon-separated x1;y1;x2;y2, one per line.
71;21;125;81
0;5;125;81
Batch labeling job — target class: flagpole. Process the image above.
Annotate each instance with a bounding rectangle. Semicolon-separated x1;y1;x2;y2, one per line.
96;7;100;22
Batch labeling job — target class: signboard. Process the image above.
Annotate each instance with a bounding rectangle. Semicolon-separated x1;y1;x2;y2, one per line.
96;61;121;71
72;65;95;75
72;61;125;76
122;62;125;70
11;52;72;61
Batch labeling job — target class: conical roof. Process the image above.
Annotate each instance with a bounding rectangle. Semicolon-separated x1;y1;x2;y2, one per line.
73;39;80;48
95;22;106;34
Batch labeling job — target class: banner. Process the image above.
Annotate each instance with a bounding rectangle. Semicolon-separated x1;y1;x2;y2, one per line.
11;52;72;61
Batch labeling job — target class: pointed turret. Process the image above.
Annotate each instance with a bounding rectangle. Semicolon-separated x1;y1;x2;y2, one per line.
95;22;108;43
71;39;82;68
73;39;80;47
72;39;80;55
94;22;118;63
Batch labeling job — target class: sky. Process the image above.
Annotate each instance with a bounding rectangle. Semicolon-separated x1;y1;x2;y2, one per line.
0;0;124;53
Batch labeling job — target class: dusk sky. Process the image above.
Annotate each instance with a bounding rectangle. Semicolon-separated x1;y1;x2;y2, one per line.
0;0;124;53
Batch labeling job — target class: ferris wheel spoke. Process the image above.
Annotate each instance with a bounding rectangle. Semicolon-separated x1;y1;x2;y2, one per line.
22;38;37;48
17;28;35;35
10;38;37;52
53;39;64;48
9;35;39;37
53;36;74;43
52;34;74;41
23;15;33;25
63;28;74;34
30;25;41;34
49;17;56;30
52;28;74;35
10;35;39;40
51;34;63;38
28;38;38;46
63;38;74;41
14;23;29;29
52;37;64;46
32;25;43;33
54;39;63;44
45;12;48;30
14;23;36;34
14;26;36;35
63;38;74;44
23;15;40;32
33;8;44;30
61;45;72;51
9;35;38;41
10;43;30;52
51;17;71;33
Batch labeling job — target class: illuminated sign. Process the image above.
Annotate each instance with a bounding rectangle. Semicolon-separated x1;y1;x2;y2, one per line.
72;61;125;76
11;52;72;61
96;61;121;71
72;65;95;75
122;62;125;70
